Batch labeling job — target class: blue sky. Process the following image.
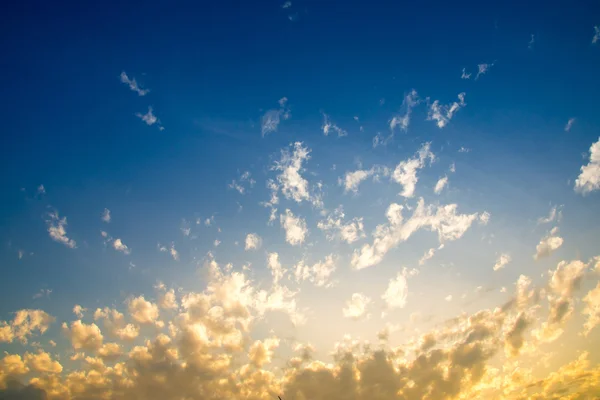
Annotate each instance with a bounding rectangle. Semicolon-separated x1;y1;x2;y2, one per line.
1;1;600;399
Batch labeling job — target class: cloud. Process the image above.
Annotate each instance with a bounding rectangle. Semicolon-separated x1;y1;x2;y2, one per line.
565;117;576;132
461;68;472;79
317;206;365;244
36;185;45;195
390;89;419;133
24;351;62;374
156;284;178;310
528;34;535;49
280;209;307;246
120;71;149;96
135;106;158;126
341;165;390;193
261;97;290;137
434;176;448;194
245;233;262;251
127;296;160;325
382;271;409;310
0;310;54;344
158;242;179;261
427;92;466;128
592;26;600;44
342;293;371;320
294;254;337;288
321;112;347;137
62;320;103;351
582;282;600;336
101;208;111;223
534;227;564;260
392;142;435;197
72;305;86;319
272;142;322;207
229;171;256;194
282;1;291;8
45;210;76;249
352;198;484;269
180;219;191;236
537;205;562;225
418;247;437;265
475;62;494;80
32;289;52;300
458;146;471;153
493;253;511;271
112;238;131;255
574;137;600;194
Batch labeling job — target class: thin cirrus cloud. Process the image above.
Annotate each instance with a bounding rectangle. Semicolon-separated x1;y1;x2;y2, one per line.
261;97;290;137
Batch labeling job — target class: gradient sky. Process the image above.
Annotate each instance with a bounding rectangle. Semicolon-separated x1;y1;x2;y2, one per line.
1;1;600;399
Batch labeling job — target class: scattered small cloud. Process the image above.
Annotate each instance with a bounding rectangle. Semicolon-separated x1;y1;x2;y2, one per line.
493;253;511;271
282;1;292;8
565;118;576;132
434;176;449;194
245;233;262;251
475;62;494;80
538;205;563;225
342;293;371;320
534;227;564;260
321;112;347;137
158;242;179;261
136;106;159;127
229;171;256;194
45;210;76;249
574;137;600;194
33;289;52;299
101;208;111;223
180;219;191;237
458;146;471;153
445;294;453;302
592;26;599;44
37;185;46;195
73;305;86;319
317;206;365;244
392;142;435;198
120;71;149;96
528;34;535;49
112;238;131;255
261;97;291;137
461;68;471;79
280;209;307;246
427;93;466;128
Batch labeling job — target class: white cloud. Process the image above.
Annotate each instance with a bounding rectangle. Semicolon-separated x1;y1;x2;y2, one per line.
582;282;600;336
159;242;179;261
392;142;435;197
434;176;448;194
112;238;131;255
136;106;158;126
45;210;76;249
280;209;307;246
565;118;576;132
272;142;321;207
461;68;471;79
214;239;221;247
458;146;471;153
261;97;290;137
445;294;453;302
37;184;46;195
493;253;511;271
72;305;86;319
317;206;365;244
352;198;484;270
592;26;600;44
341;165;390;194
475;62;494;80
534;227;564;260
101;208;111;223
574;137;600;194
382;271;409;310
427;93;466;128
538;205;562;225
321;112;347;137
245;233;262;251
229;171;256;194
180;219;191;236
120;71;149;96
390;89;419;133
419;245;443;265
342;293;371;320
294;254;337;288
267;252;285;285
479;211;491;225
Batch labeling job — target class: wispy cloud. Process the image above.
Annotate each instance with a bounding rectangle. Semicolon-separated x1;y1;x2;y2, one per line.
261;97;291;137
228;171;256;194
120;71;149;96
272;142;322;208
321;112;347;137
493;253;511;271
340;165;390;194
37;184;46;195
574;137;600;194
136;106;159;126
528;34;536;49
538;205;562;225
33;289;52;299
592;26;600;44
434;176;448;194
427;93;466;128
392;142;435;198
317;206;365;244
282;1;292;8
245;233;262;251
101;208;111;223
45;210;76;249
461;68;472;79
565;117;576;132
475;62;494;80
280;209;307;246
390;89;420;133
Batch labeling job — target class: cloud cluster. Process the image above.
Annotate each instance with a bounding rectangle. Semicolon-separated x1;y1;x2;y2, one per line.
574;137;600;194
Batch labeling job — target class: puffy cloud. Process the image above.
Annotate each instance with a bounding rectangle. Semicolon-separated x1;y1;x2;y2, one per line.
0;354;29;378
0;310;54;344
112;238;131;255
342;293;371;320
261;97;290;137
317;206;365;244
245;233;262;251
294;254;337;288
392;142;435;197
280;209;308;246
381;271;409;310
564;117;576;132
267;252;285;285
97;342;123;361
493;253;511;271
24;351;62;374
127;296;160;325
582;282;600;336
229;171;256;195
272;142;318;205
62;320;104;351
534;227;564;260
101;208;111;223
72;305;86;318
341;165;390;193
574;137;600;194
352;198;484;269
45;210;76;248
321;112;347;137
433;176;448;194
157;288;178;310
427;92;466;128
120;71;149;96
136;106;158;126
93;307;139;342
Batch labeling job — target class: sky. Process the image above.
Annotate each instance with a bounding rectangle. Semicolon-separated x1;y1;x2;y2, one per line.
1;0;600;399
